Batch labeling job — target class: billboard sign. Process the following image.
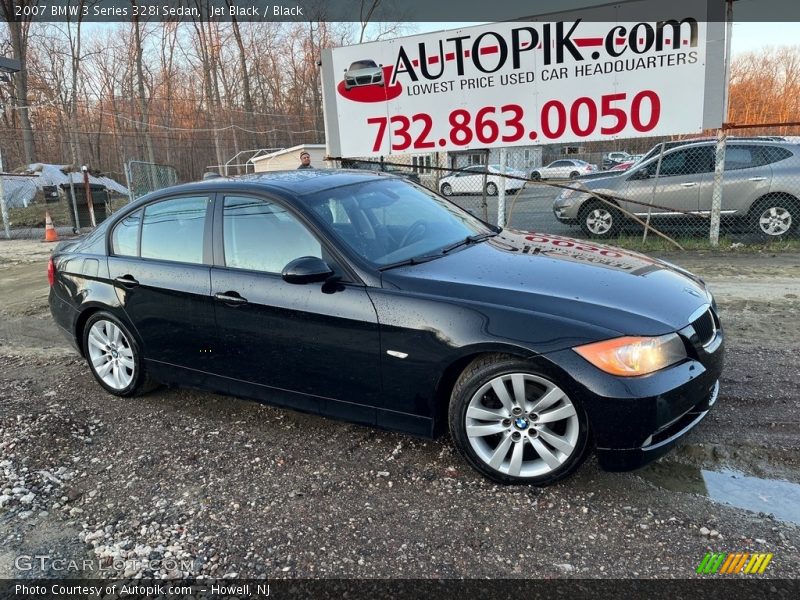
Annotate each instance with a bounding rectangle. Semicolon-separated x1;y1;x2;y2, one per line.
321;1;725;158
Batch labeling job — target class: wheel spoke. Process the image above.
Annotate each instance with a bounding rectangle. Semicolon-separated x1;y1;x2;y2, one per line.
508;439;524;477
119;356;135;370
490;379;515;413
467;422;507;438
528;387;563;414
88;330;106;351
537;403;577;423
488;434;512;469
111;363;121;388
531;437;562;469
91;354;108;368
467;405;507;421
96;360;113;378
510;374;527;409
538;427;575;454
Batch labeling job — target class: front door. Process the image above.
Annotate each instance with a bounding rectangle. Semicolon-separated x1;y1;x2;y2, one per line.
619;146;713;216
210;194;381;416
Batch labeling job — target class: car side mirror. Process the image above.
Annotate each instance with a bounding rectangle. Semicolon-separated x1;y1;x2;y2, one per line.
281;256;334;284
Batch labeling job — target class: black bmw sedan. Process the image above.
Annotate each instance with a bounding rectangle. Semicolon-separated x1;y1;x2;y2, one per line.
49;170;723;485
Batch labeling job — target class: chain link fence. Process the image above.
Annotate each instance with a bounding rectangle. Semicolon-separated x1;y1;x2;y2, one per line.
124;160;179;203
339;127;800;248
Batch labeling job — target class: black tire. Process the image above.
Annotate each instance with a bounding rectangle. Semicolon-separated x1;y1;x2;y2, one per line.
441;183;453;196
448;354;590;486
486;182;498;196
569;171;580;179
749;194;799;238
531;171;541;181
579;200;621;239
82;311;157;397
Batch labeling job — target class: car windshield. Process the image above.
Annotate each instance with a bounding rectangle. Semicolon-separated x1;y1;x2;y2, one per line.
305;178;491;267
350;60;377;70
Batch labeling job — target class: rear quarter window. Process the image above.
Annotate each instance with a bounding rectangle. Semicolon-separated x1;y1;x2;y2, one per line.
111;210;141;257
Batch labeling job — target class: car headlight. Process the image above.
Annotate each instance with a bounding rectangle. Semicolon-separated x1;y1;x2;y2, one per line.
558;187;580;200
573;333;686;377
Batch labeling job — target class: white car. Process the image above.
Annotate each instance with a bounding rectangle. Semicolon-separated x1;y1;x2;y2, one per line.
343;59;384;90
531;159;597;180
439;164;528;196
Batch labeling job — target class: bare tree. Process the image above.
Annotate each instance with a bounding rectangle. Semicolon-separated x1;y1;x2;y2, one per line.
1;0;37;163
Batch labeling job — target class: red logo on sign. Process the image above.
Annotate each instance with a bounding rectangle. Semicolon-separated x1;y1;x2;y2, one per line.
337;65;402;103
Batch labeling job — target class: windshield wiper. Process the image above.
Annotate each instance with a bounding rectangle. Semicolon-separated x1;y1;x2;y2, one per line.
440;231;498;254
378;253;443;271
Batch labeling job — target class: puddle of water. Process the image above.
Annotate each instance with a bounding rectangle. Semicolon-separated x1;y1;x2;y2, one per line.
639;462;800;525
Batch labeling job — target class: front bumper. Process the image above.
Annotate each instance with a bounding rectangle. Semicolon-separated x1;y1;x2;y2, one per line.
543;324;724;471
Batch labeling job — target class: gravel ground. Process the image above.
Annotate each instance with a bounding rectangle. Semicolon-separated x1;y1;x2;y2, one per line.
0;238;798;579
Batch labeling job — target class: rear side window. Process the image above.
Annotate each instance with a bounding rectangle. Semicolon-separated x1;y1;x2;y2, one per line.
140;196;208;264
726;145;793;170
111;210;141;257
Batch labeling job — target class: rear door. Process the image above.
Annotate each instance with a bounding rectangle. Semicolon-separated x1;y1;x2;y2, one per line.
698;144;773;214
210;193;382;416
107;194;217;373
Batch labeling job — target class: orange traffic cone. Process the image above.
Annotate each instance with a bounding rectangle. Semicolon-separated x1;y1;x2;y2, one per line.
44;211;59;242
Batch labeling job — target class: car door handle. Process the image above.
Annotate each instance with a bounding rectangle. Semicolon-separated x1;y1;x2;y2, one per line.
680;182;697;187
113;275;139;288
214;291;248;306
748;177;766;182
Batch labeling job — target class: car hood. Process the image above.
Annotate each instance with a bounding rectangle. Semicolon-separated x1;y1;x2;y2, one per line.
380;229;712;339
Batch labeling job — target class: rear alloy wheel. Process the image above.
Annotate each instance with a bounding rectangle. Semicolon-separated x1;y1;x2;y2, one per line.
449;355;589;485
83;312;154;397
752;196;798;237
579;200;620;239
441;183;453;196
486;182;498;196
569;171;580;179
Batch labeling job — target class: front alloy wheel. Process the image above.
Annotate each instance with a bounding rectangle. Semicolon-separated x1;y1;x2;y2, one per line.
449;355;589;485
579;201;620;238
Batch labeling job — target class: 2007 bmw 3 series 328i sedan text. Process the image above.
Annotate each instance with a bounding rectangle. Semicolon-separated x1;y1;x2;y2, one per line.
49;171;723;485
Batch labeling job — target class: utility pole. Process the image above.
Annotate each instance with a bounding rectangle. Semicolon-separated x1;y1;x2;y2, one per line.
709;0;734;246
0;56;22;239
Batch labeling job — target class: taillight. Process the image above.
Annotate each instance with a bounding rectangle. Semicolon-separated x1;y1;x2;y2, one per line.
47;257;55;287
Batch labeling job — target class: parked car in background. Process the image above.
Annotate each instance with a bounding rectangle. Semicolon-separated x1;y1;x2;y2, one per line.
553;140;800;238
440;164;527;196
531;159;597;180
341;159;421;184
610;160;636;172
49;170;723;485
602;151;632;170
343;59;384;90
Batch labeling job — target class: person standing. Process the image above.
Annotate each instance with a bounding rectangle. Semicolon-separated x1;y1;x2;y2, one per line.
297;151;313;169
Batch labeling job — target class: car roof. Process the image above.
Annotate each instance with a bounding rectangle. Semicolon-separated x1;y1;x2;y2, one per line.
142;169;401;201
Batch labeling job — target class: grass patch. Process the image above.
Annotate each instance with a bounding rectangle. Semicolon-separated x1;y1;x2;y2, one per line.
609;234;800;253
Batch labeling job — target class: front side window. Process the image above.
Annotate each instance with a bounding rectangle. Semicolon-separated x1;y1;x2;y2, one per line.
140;196;208;264
656;146;714;177
223;196;322;273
